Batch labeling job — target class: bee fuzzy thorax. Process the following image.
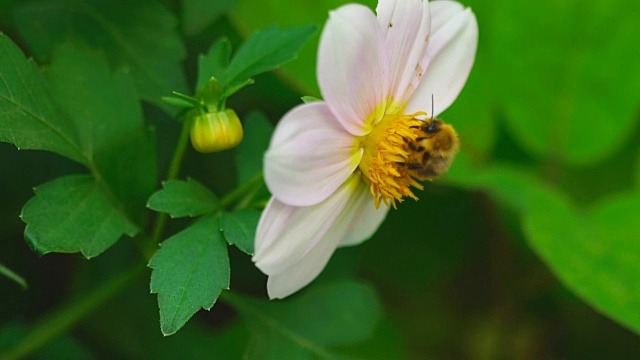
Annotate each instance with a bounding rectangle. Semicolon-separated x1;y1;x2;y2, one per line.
405;118;460;181
357;112;459;209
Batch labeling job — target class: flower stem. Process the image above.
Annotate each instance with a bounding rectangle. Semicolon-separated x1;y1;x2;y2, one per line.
0;264;145;360
167;117;192;181
220;172;264;209
140;119;193;258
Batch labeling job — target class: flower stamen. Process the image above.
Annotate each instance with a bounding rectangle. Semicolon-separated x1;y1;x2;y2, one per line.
358;112;429;209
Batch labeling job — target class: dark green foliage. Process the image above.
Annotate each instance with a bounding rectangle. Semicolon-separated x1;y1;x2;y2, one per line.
0;35;84;163
13;0;188;112
526;190;640;334
485;0;640;165
235;111;273;183
181;0;237;35
47;43;157;223
226;280;382;359
1;38;155;257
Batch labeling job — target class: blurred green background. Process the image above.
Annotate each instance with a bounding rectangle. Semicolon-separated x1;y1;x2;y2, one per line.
1;0;640;358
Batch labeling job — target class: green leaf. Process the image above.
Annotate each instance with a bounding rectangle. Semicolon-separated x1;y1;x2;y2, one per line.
524;188;640;334
459;164;640;334
21;175;138;258
77;258;247;359
222;78;254;99
2;39;150;256
335;316;404;360
473;165;543;214
220;209;260;255
0;34;84;163
149;215;230;336
225;280;382;358
194;77;224;111
0;0;14;11
0;263;28;290
636;150;640;189
13;0;187;112
162;92;203;109
489;0;640;165
147;179;219;218
182;0;237;35
161;96;196;108
231;0;378;94
301;95;321;103
197;38;232;90
235;111;273;184
47;43;157;221
219;25;318;89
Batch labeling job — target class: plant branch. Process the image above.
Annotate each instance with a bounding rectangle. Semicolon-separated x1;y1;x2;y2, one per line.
1;264;145;360
166;117;192;182
220;172;264;209
138;118;193;259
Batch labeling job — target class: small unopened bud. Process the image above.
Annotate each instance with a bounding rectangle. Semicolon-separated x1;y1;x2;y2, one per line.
190;109;243;153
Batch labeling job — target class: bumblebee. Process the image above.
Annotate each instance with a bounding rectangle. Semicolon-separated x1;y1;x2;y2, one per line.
402;117;460;181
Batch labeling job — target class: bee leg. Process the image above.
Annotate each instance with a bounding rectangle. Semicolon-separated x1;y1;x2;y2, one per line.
406;163;422;170
407;142;425;152
396;162;406;166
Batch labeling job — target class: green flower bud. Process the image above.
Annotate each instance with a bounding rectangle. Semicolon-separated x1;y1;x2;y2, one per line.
190;109;243;153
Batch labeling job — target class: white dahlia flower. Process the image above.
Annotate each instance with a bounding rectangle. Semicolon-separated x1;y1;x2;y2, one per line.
254;0;478;298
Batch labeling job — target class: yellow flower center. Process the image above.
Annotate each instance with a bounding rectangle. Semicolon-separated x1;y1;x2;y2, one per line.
357;112;428;209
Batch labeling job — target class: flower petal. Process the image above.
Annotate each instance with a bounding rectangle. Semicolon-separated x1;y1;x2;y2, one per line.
318;4;388;136
264;102;362;207
265;177;373;299
254;174;361;277
406;2;478;117
340;196;390;247
376;0;431;113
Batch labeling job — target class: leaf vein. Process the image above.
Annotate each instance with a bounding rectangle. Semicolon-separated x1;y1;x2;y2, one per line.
166;236;211;329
